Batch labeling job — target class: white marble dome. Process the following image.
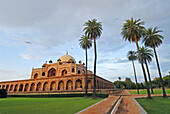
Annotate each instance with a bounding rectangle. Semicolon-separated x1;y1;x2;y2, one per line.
58;54;76;63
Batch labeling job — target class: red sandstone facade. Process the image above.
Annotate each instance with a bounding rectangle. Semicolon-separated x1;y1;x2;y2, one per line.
0;54;114;94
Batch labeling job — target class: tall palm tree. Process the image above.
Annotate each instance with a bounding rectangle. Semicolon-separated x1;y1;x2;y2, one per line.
143;27;167;98
127;50;139;94
79;35;92;96
121;17;151;99
139;46;154;94
83;19;102;97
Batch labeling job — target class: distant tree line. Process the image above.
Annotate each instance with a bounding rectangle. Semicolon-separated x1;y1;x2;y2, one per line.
114;75;170;89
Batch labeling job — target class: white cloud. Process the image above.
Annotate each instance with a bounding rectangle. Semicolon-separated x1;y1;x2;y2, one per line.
0;0;170;82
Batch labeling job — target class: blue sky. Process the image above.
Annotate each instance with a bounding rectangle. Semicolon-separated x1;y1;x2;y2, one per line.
0;0;170;82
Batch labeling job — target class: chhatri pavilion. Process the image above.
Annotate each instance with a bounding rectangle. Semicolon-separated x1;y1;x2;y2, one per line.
0;54;114;94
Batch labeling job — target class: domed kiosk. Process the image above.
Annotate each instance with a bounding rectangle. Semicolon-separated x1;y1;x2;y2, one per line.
0;54;114;94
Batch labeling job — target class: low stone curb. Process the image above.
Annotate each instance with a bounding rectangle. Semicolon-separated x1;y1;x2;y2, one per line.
105;91;124;114
132;98;148;114
76;97;108;114
104;96;120;114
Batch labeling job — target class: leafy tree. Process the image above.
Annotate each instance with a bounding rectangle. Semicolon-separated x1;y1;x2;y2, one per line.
143;27;167;98
121;17;151;99
125;78;132;89
138;46;154;94
152;77;161;88
79;35;92;96
0;89;7;98
127;50;139;94
163;75;170;88
83;19;102;97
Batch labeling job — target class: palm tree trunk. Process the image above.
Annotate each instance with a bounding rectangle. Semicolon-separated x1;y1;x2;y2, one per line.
153;47;167;98
93;37;97;97
85;47;88;96
132;60;139;94
145;60;154;94
135;38;151;99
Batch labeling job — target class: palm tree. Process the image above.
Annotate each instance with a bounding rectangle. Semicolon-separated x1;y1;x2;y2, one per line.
83;19;102;97
79;35;92;96
127;50;139;94
139;46;154;94
121;17;151;99
143;27;167;98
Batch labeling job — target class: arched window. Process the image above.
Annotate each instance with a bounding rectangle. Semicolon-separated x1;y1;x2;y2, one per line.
87;80;92;89
34;73;38;79
66;80;73;90
82;69;85;73
50;81;56;91
30;83;35;91
42;72;45;76
43;82;48;91
62;69;67;76
78;70;81;74
36;82;41;91
2;85;5;89
6;85;9;91
75;79;82;90
10;85;13;91
58;81;64;90
72;68;75;72
24;83;29;92
14;84;18;92
48;68;56;77
19;84;23;91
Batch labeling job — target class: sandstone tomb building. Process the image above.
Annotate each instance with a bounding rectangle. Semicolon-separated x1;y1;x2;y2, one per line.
0;54;114;94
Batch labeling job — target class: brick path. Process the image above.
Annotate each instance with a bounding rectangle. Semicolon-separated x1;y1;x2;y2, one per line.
78;90;170;114
78;91;122;114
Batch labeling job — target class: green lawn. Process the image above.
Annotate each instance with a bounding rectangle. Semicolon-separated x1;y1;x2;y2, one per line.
129;89;170;94
0;97;103;114
136;97;170;114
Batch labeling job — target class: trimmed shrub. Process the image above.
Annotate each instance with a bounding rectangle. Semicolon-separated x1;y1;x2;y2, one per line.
0;89;7;98
8;93;108;98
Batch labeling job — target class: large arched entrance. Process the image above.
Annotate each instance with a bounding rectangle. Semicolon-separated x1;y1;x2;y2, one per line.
62;69;67;76
66;80;73;90
19;84;23;91
50;81;56;91
30;83;35;91
36;82;41;91
47;68;56;77
43;82;48;91
75;79;82;90
87;80;92;89
58;81;64;90
24;83;29;92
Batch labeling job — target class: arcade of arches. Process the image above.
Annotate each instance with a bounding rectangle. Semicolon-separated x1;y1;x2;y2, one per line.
0;75;114;93
0;54;114;94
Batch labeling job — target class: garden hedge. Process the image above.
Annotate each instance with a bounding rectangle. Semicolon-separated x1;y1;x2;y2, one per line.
0;89;7;98
8;93;108;98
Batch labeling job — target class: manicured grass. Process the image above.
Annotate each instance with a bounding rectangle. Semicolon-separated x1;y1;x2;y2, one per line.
136;97;170;114
128;89;170;94
0;97;103;114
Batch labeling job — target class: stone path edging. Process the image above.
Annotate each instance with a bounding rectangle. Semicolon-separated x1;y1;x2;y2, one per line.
76;97;108;114
104;96;121;114
132;98;148;114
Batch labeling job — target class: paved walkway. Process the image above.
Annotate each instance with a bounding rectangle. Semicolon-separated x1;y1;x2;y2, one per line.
78;90;170;114
77;91;122;114
115;90;142;114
